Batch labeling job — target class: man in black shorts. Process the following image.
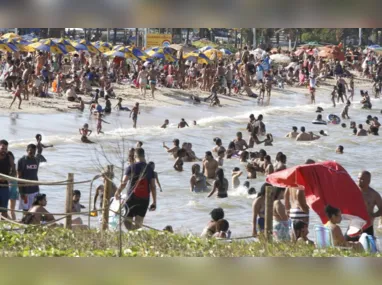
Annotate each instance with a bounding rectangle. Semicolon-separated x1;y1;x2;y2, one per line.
114;148;157;230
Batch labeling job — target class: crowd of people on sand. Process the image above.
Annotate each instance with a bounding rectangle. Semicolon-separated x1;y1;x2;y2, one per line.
1;42;382;251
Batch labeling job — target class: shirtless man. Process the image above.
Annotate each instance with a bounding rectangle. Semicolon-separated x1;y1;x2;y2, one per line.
178;118;189;128
148;65;158;99
296;127;320;141
286;126;299;138
345;171;382;241
202;151;219;179
356;124;368;136
36;52;46;76
163;139;180;159
246;114;256;133
233;132;248;151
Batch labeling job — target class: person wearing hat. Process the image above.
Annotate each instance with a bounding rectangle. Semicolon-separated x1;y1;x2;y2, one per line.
200;207;225;238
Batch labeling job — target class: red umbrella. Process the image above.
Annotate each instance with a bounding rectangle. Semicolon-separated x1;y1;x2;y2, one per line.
266;161;370;232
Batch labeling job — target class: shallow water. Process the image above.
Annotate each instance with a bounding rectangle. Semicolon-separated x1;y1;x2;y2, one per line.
2;86;382;238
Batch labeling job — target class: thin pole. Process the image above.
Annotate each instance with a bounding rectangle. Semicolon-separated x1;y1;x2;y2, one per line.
264;186;274;242
253;28;256;49
65;173;74;229
101;165;113;232
359;28;362;46
107;28;110;42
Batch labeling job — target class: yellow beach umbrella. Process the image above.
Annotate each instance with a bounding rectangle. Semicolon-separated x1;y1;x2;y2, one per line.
203;49;223;60
1;33;21;40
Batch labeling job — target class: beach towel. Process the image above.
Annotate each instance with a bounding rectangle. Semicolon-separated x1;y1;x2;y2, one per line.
266;161;371;232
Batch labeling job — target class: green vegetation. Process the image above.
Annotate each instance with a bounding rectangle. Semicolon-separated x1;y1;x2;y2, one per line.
0;225;379;257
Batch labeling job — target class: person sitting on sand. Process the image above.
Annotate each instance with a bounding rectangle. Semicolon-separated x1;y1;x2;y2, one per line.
324;205;363;251
201;207;225;238
207;168;229;198
68;97;85;111
114;98;130;111
22;193;57;226
79;123;94;143
296;127;320;141
66;85;78;102
341;100;351;119
161;119;169;128
356;124;368;136
286;126;299;139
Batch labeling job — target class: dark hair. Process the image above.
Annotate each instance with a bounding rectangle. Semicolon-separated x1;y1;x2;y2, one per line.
0;140;8;146
243;181;250;189
214;137;222;145
210;208;224;221
248;187;256;195
353;128;357;135
292;126;297;131
236;132;242;137
259;149;267;156
280;154;287;163
137;141;143;147
191;163;200;174
27;144;37;150
173;139;180;146
216;219;229;232
358;124;363;129
228;141;235;149
73;190;81;196
325;205;340;218
205;151;213;157
264;155;271;162
338;145;344;151
293;220;308;240
274;187;286;200
32;193;46;206
233;167;240;172
301;126;306;132
135;147;145;158
148;161;155;168
258;183;272;197
35;134;42;140
216;168;224;182
240;151;249;160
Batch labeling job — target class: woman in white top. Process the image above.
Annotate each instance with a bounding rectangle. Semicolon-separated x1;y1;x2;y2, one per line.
138;66;149;98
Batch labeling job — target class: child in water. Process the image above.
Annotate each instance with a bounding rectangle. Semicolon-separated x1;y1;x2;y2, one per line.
79;123;94;143
114;98;130;111
341;100;351;119
130;102;140;128
232;167;243;189
97;113;110;134
148;161;163;192
35;134;53;163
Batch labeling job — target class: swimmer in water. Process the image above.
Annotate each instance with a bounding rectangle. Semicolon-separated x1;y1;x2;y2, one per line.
331;86;337;107
286;126;299;139
79;123;94;143
161;119;169;128
130;102;140;128
232;167;242;189
97;113;110;134
35;134;53;163
263;134;273;146
178;118;189;128
336;145;344;154
341;123;347;128
319;130;328;136
295;127;320;141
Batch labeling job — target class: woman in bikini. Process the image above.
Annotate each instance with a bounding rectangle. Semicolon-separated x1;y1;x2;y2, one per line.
137;66;149;98
207;168;229;198
79;123;94;143
9;79;23;109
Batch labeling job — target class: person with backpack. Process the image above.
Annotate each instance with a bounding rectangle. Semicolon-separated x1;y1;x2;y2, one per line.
17;144;40;211
114;148;157;230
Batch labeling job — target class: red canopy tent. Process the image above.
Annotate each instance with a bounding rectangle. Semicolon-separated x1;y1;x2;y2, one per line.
266;161;370;231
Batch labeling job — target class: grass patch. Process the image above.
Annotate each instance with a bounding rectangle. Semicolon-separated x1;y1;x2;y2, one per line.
0;225;379;257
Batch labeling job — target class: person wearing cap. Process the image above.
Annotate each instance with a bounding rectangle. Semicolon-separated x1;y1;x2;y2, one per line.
178;118;189;129
163;139;180;159
202;151;219;179
201;207;225;238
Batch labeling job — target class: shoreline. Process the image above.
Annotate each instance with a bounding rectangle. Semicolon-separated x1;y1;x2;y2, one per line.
0;75;374;116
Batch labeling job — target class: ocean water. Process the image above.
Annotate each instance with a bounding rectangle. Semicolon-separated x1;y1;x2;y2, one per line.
2;86;382;238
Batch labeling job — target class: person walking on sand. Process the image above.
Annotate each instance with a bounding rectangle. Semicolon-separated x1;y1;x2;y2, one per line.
148;65;158;99
138;66;149;98
97;113;110;134
130;102;140;128
9;79;23;110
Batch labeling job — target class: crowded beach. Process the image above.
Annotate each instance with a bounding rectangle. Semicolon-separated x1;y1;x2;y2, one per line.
1;29;382;253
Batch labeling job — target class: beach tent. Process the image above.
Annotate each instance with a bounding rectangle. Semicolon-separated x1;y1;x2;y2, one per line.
266;161;371;234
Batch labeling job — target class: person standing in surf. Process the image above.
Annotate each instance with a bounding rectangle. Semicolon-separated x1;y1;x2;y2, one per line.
130;102;140;128
35;134;53;163
79;123;95;143
17;144;40;211
97;113;110;134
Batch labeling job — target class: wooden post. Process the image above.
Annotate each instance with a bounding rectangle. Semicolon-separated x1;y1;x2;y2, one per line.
101;165;113;232
65;173;74;229
264;186;274;242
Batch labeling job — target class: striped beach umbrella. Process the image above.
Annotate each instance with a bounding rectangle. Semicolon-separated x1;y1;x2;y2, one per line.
114;46;148;60
71;39;99;54
220;48;232;55
0;33;21;40
29;39;64;54
104;49;139;60
199;46;213;52
146;48;176;62
5;38;34;52
0;40;18;52
53;38;76;53
203;48;223;60
183;51;210;64
94;41;113;53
